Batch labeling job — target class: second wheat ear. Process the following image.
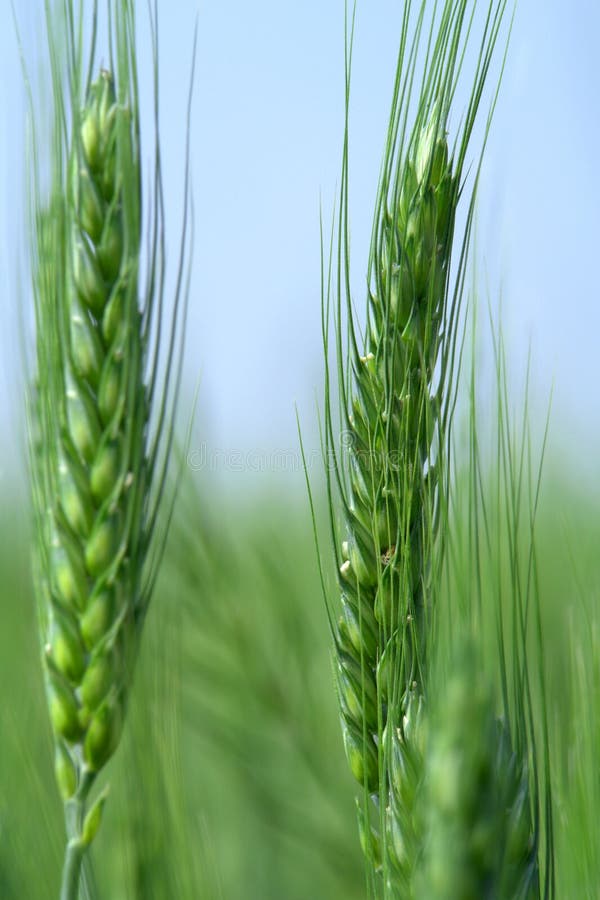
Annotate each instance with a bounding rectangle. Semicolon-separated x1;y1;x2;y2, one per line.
336;109;457;789
29;4;192;897
321;2;511;894
334;100;459;900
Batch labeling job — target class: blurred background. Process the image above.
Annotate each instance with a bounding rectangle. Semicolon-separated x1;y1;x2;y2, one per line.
0;1;599;897
2;0;600;487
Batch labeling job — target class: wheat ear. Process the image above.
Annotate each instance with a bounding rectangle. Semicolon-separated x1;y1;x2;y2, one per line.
417;646;538;899
28;3;192;897
321;2;507;892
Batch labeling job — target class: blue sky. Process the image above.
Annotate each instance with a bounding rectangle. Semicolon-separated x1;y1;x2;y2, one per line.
1;1;599;493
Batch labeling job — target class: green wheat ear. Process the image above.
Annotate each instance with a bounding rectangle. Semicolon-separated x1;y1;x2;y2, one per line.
335;105;457;761
40;66;141;773
417;644;538;900
27;3;193;897
318;1;509;894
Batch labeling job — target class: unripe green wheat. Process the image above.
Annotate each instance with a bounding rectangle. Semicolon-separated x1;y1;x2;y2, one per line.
335;110;457;791
333;110;456;893
28;4;191;897
320;3;509;894
38;68;142;776
418;650;538;900
33;68;141;894
384;691;426;896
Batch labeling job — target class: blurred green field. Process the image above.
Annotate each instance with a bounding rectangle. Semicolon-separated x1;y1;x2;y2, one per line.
0;475;365;899
1;459;599;898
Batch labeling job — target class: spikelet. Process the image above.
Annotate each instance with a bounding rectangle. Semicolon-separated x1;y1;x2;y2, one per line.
384;691;427;897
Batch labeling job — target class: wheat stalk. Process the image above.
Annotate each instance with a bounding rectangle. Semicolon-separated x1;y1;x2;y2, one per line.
27;3;192;897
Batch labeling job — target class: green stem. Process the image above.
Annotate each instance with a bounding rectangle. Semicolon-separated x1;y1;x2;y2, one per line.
61;837;85;900
60;771;94;900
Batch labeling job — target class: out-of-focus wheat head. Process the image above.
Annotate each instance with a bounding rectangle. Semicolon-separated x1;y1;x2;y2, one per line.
417;648;539;899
